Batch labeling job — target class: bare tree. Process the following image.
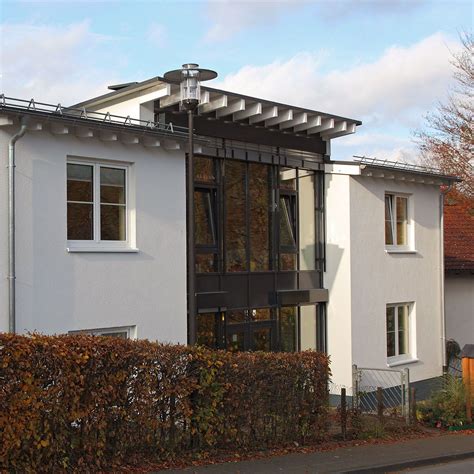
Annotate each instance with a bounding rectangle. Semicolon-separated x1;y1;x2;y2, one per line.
415;32;473;198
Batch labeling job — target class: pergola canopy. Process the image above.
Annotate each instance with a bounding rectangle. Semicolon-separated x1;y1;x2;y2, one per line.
74;76;361;141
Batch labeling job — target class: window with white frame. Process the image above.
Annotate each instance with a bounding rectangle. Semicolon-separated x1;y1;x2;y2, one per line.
386;304;411;359
67;161;129;246
385;193;409;248
69;325;136;339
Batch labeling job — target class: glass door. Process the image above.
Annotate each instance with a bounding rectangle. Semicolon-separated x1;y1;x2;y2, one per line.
226;322;274;352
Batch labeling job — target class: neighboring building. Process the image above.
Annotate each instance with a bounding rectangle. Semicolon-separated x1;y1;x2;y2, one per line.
444;193;474;349
0;76;458;391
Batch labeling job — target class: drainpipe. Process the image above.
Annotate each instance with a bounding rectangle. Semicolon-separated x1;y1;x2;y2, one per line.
8;119;28;333
439;183;453;373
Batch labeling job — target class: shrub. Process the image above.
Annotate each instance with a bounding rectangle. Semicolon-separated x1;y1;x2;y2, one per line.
0;333;330;472
417;375;468;428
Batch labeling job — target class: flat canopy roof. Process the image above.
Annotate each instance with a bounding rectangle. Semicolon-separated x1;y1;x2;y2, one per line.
74;75;362;141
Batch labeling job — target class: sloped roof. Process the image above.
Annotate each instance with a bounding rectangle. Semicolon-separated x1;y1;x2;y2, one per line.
444;193;474;273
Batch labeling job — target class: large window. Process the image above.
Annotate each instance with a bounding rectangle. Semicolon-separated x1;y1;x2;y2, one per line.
194;158;322;274
67;161;129;248
386;304;412;361
385;193;409;248
194;157;218;272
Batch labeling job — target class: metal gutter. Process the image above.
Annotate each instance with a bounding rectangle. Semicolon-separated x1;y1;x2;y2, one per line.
8;119;28;333
353;155;461;182
0;96;189;141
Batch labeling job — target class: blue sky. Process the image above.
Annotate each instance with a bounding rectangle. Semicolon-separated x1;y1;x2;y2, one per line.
1;0;472;160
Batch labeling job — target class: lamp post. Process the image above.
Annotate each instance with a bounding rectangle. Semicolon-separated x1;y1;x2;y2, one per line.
164;64;217;345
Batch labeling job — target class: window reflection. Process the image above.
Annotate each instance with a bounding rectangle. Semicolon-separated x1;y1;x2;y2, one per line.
194;156;216;183
279;168;296;190
67;164;94;240
197;313;218;348
279;195;296;248
195;189;216;246
298;171;316;271
196;254;216;273
279;306;297;352
100;167;126;241
249;164;271;271
225;161;247;271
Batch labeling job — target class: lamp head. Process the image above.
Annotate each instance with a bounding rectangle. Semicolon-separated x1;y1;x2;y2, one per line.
164;63;218;111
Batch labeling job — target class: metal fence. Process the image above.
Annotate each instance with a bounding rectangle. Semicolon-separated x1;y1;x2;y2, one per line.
448;355;463;378
352;365;410;423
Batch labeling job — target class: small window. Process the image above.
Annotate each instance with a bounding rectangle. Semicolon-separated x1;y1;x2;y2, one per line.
69;325;136;339
385;193;409;248
67;161;130;249
386;304;411;360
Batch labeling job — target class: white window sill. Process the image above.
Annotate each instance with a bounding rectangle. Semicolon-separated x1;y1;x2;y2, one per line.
67;247;139;253
385;249;418;255
387;357;419;368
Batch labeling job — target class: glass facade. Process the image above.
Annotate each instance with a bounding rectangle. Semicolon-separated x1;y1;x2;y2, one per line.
193;156;326;353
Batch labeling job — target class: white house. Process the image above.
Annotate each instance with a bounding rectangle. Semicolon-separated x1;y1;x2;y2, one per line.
0;72;458;393
325;159;456;396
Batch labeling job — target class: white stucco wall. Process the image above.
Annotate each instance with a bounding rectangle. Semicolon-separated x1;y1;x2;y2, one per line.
86;84;170;122
445;274;474;349
0;126;187;344
325;170;445;389
349;177;444;383
325;173;353;390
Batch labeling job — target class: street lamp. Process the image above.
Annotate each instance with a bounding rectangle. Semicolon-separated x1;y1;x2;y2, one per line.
163;63;217;345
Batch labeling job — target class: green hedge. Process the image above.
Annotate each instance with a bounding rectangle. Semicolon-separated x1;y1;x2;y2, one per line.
0;333;330;471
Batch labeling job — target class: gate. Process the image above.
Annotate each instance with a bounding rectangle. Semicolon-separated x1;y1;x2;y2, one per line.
352;365;410;423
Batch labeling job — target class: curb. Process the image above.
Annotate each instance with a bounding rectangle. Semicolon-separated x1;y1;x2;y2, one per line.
344;451;474;473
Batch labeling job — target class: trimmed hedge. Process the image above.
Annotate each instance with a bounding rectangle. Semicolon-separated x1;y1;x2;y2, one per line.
0;333;330;471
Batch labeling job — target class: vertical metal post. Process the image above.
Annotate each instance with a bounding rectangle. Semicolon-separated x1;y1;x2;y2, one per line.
403;367;410;425
376;387;384;422
352;364;358;410
341;387;347;440
187;109;196;345
410;387;417;424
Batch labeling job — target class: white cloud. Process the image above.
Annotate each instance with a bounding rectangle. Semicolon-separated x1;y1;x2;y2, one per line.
203;0;423;42
0;21;124;105
217;33;457;128
147;22;167;46
203;0;299;42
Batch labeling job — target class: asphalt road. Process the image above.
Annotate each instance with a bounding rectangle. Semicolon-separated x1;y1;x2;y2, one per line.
405;458;474;473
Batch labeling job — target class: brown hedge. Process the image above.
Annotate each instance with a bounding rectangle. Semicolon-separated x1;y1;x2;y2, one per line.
0;333;330;472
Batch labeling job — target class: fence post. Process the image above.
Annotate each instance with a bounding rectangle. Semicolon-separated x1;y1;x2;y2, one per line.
352;364;358;410
341;388;347;440
410;387;416;424
404;368;410;425
377;387;384;422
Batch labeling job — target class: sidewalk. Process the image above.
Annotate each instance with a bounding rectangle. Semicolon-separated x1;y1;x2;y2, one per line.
158;433;474;473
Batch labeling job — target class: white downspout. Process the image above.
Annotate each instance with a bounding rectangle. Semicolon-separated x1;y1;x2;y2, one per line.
8;119;28;333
